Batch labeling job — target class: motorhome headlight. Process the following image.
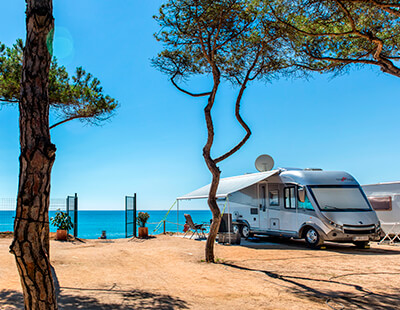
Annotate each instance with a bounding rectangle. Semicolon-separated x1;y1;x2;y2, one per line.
329;221;343;230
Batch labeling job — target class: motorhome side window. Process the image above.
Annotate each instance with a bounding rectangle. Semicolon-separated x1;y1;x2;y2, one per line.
269;188;279;206
368;196;392;211
298;194;314;210
284;187;296;209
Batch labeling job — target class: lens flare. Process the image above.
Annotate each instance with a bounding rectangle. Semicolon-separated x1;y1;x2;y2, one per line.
53;27;74;62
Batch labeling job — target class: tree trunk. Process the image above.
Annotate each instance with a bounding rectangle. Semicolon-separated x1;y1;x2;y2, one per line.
9;1;57;309
204;164;222;263
203;69;221;263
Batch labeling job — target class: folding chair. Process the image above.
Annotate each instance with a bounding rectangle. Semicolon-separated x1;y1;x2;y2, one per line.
183;214;206;239
378;222;400;245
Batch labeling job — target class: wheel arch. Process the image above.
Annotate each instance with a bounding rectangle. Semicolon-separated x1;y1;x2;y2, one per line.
234;219;251;229
299;222;327;240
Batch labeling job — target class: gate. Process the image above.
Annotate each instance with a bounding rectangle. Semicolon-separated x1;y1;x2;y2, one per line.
66;193;78;237
125;194;137;238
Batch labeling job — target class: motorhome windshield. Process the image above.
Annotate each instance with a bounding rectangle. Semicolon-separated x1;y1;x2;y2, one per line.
309;186;372;211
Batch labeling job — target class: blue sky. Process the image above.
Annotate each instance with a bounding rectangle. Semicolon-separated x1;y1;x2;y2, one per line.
1;1;400;210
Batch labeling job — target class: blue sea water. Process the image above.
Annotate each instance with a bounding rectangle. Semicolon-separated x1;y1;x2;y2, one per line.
0;210;212;239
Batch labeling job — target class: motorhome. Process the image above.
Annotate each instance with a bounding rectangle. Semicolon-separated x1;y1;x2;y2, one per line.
178;164;382;248
362;182;400;238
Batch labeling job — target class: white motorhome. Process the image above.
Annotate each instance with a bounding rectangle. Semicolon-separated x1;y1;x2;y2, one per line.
362;182;400;237
179;168;382;248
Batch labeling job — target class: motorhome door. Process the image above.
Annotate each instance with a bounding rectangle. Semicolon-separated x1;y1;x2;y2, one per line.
280;186;298;233
258;183;268;229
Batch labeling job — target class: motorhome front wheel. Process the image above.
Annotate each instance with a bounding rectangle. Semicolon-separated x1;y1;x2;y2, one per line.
232;224;240;235
305;228;323;248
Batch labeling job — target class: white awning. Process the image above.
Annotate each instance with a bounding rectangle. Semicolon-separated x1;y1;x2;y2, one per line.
177;170;279;200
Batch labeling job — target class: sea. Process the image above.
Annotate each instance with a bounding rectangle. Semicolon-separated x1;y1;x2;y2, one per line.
0;210;212;239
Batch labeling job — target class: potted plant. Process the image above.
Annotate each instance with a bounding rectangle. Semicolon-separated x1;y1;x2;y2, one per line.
137;212;150;238
51;210;73;241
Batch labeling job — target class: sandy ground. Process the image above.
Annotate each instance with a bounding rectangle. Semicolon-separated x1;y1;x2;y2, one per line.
1;235;400;310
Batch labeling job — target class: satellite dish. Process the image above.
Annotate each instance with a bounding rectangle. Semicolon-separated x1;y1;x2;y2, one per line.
255;155;274;172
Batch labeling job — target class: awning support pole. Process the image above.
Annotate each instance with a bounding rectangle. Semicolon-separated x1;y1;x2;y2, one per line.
227;196;231;244
177;199;180;234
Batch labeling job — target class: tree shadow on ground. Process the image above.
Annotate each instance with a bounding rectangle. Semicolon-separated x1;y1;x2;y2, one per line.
0;288;189;310
241;236;400;256
0;290;23;309
222;262;400;310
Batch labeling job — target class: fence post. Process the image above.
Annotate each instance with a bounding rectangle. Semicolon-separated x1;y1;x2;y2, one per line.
163;220;166;234
133;193;137;238
125;196;128;238
74;193;78;238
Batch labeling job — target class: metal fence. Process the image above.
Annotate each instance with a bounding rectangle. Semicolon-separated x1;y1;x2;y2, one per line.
0;198;68;232
125;194;137;238
66;194;78;237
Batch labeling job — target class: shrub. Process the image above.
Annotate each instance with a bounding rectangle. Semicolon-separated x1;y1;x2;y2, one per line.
137;212;150;228
51;210;73;230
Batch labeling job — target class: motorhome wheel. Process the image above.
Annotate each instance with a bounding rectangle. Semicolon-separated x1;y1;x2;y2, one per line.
232;224;240;235
353;241;369;249
241;225;250;239
305;227;322;248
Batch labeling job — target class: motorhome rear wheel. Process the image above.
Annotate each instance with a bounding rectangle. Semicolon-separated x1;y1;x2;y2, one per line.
232;224;240;235
305;227;323;248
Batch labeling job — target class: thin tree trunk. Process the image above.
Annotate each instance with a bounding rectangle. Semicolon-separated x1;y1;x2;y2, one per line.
203;70;221;263
9;0;57;309
204;164;221;263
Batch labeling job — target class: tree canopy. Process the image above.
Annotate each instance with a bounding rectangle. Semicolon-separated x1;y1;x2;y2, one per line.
0;39;118;128
270;0;400;77
153;0;291;162
153;0;290;89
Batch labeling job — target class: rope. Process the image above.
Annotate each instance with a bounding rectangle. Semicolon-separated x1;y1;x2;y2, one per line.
165;221;185;226
220;199;228;216
152;200;177;233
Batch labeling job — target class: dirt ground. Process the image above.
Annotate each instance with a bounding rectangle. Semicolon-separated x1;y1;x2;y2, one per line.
1;235;400;310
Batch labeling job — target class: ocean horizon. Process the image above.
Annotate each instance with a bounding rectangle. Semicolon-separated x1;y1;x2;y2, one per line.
0;209;213;239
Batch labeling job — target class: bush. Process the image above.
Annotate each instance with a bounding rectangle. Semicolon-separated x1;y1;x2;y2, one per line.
137;212;150;228
51;210;73;230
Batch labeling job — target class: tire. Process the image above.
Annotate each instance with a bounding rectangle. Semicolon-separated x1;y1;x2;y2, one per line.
304;227;323;248
232;224;240;235
354;241;369;249
241;225;251;239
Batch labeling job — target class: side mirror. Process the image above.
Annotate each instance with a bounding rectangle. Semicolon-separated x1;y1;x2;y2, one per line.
298;186;306;203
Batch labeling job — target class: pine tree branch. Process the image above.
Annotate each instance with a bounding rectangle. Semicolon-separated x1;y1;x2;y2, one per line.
49;116;80;129
0;98;19;104
214;49;261;164
170;74;212;97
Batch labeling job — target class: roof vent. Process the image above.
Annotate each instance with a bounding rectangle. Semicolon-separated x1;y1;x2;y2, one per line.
304;168;323;171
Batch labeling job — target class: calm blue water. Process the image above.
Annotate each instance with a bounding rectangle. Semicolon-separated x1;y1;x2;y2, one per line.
0;210;212;239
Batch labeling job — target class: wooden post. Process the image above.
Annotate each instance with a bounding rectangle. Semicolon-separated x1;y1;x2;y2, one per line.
163;220;166;234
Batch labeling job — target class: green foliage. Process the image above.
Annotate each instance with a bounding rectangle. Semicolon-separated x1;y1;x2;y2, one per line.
0;39;118;128
50;210;73;231
137;212;150;228
153;0;291;88
270;0;400;77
